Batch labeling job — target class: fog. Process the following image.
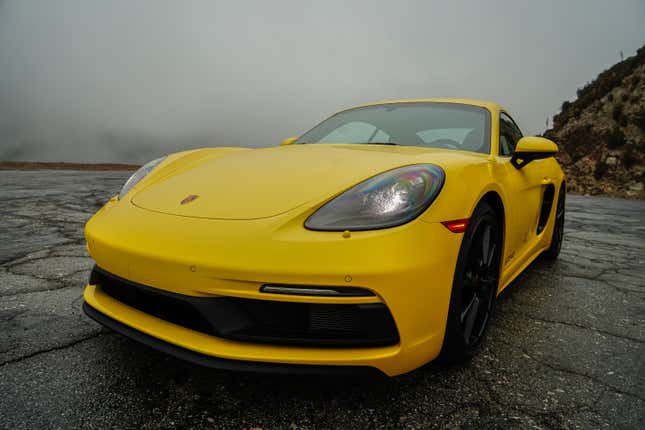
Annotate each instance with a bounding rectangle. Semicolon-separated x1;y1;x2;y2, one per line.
0;0;643;163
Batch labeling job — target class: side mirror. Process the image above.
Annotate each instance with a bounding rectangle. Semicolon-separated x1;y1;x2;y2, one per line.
511;136;558;169
280;137;298;146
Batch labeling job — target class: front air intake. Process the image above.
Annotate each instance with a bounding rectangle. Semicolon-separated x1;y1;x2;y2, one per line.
90;266;399;348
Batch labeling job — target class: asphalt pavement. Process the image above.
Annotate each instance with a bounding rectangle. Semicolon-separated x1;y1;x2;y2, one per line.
0;170;644;429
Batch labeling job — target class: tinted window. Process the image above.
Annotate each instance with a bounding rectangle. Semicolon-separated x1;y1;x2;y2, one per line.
297;103;491;154
499;112;523;156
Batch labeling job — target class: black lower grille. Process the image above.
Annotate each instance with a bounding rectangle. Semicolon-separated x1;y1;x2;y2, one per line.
90;267;399;347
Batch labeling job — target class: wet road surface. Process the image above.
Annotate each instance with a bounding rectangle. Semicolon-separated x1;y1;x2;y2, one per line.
1;170;644;429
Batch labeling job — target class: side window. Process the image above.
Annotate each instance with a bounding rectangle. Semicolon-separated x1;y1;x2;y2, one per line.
499;113;523;156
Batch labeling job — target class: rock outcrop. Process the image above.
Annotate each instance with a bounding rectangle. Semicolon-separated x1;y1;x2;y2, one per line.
544;45;644;198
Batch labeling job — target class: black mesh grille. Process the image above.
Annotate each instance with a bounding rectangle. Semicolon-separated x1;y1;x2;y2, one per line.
90;267;399;347
309;304;361;332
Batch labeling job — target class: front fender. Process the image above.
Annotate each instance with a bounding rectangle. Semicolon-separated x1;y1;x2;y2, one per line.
420;159;501;223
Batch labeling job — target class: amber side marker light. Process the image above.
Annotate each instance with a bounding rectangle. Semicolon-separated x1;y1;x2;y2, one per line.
441;218;469;233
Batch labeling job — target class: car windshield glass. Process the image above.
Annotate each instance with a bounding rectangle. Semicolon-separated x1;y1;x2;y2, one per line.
297;102;491;154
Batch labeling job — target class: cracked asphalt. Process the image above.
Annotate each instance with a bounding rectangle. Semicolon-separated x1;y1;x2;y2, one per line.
1;169;644;429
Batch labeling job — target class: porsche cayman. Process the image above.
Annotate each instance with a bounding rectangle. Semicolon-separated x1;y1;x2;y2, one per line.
83;99;565;376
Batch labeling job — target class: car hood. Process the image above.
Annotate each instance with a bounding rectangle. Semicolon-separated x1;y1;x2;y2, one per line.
132;144;476;220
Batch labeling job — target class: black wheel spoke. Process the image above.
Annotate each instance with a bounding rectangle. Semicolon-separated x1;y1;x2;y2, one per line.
481;225;491;264
460;295;476;322
476;311;489;338
462;296;480;341
486;243;496;267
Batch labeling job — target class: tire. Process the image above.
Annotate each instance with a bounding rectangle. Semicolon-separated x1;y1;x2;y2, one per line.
439;201;502;363
543;183;566;260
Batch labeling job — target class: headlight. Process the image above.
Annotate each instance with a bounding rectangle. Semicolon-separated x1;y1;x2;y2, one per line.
118;156;166;199
305;164;445;231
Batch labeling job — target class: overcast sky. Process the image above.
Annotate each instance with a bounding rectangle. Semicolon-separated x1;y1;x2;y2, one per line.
0;0;643;163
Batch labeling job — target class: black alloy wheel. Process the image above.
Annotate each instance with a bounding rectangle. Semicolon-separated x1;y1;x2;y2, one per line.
440;201;502;362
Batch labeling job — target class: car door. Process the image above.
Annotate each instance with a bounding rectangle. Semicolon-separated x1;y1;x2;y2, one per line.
493;112;546;273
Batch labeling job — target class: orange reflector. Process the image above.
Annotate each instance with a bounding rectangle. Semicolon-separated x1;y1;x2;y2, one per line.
441;218;469;233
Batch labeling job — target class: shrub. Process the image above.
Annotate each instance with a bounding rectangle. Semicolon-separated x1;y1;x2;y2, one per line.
618;114;629;127
562;124;595;162
606;127;626;148
631;75;640;88
634;109;645;132
623;145;637;168
576;84;589;98
594;162;609;179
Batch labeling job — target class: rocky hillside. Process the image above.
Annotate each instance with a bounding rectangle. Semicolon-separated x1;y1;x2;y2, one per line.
544;45;644;198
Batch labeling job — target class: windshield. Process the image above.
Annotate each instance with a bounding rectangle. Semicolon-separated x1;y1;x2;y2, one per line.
297;102;491;154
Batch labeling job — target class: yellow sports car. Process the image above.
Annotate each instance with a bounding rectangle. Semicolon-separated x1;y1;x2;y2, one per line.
83;99;565;376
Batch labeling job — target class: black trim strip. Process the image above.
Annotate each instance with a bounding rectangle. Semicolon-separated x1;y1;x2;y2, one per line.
510;152;555;169
82;301;383;376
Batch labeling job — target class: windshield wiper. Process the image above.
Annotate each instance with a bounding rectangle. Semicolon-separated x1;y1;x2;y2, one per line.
362;142;400;146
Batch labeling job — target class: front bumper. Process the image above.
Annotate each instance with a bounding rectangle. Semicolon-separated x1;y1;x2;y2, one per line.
83;200;462;376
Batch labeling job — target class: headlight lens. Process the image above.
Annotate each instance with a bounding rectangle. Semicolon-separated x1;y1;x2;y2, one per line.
118;156;166;199
305;164;445;231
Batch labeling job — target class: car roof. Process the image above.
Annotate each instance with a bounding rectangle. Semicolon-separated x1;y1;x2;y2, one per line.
339;98;505;114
